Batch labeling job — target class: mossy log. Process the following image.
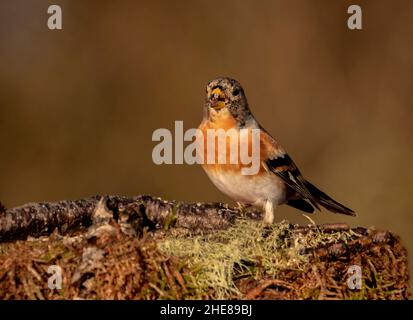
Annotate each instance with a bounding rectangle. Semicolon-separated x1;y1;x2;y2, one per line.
0;195;257;242
0;195;409;299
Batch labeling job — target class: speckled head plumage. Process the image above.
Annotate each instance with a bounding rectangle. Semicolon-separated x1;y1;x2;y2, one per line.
204;77;253;127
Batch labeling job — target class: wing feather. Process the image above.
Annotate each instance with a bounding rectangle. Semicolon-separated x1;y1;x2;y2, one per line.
260;130;320;209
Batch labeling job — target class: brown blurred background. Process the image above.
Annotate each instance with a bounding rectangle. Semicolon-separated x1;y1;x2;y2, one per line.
1;1;412;289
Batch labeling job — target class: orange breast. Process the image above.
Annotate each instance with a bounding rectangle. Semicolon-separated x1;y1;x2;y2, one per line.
198;111;275;175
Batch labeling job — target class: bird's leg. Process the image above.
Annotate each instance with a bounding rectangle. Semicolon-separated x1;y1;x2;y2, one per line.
236;202;245;210
236;202;251;210
236;202;253;216
263;200;275;224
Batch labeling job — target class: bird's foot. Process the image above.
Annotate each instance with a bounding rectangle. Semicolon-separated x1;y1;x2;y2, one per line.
235;202;254;217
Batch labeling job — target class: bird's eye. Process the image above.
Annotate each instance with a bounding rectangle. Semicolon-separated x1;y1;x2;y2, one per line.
232;89;239;96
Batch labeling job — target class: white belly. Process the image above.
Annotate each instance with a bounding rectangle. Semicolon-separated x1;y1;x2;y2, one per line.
203;167;287;207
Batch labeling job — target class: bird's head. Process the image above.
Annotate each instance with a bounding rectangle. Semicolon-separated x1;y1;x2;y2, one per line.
204;77;252;127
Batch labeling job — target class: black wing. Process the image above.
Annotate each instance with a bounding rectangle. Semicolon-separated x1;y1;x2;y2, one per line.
265;154;321;210
265;154;355;216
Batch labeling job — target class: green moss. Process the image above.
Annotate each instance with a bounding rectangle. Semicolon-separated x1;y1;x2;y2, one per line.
157;218;386;299
0;216;408;300
159;219;303;298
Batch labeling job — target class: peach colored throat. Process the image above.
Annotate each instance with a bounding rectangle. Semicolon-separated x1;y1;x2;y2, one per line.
198;110;267;175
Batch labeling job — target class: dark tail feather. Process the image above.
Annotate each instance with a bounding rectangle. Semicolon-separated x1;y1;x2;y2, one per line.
305;181;356;216
287;199;315;214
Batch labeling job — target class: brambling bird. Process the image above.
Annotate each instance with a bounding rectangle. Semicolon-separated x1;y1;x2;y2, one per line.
198;77;355;224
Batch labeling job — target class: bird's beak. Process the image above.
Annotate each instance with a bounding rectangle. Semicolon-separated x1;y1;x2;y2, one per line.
209;88;226;110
